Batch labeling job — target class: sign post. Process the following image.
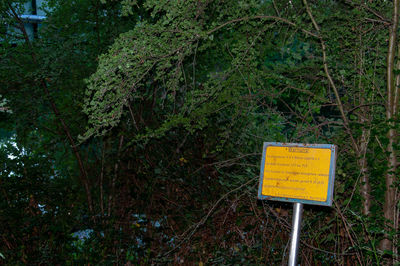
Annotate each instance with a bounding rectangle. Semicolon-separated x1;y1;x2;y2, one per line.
258;143;337;265
288;202;303;266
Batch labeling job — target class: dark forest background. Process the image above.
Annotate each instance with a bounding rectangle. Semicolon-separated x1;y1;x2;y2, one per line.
1;0;400;264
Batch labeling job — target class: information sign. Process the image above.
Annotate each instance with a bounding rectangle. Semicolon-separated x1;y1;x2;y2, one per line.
258;142;337;206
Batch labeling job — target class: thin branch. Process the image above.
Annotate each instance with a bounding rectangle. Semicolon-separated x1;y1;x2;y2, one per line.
347;102;385;114
365;18;391;26
127;103;139;131
162;176;258;257
272;0;281;17
100;142;105;220
207;15;319;39
7;2;32;48
7;1;94;214
192;40;199;90
334;201;364;265
344;0;391;24
302;0;360;155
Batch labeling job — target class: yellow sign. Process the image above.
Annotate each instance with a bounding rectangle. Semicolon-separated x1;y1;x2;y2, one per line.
258;143;336;205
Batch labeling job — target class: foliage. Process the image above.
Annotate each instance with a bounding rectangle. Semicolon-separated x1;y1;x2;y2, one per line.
1;0;400;264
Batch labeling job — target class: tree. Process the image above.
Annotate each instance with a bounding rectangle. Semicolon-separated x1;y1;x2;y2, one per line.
84;0;400;262
2;0;400;264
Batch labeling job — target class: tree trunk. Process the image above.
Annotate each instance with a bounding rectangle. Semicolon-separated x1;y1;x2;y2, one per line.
359;127;371;216
380;0;400;252
7;3;94;214
357;39;371;216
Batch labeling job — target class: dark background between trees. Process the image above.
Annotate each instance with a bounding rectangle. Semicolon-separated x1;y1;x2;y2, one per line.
1;0;400;264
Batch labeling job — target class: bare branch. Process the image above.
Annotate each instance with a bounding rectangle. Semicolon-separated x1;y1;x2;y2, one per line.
302;0;360;154
345;0;391;24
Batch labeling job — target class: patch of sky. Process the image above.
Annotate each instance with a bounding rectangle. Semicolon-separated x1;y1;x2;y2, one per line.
38;203;47;214
72;229;94;242
0;135;19;160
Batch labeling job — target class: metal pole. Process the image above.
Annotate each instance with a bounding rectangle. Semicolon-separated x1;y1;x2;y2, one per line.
288;202;303;266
